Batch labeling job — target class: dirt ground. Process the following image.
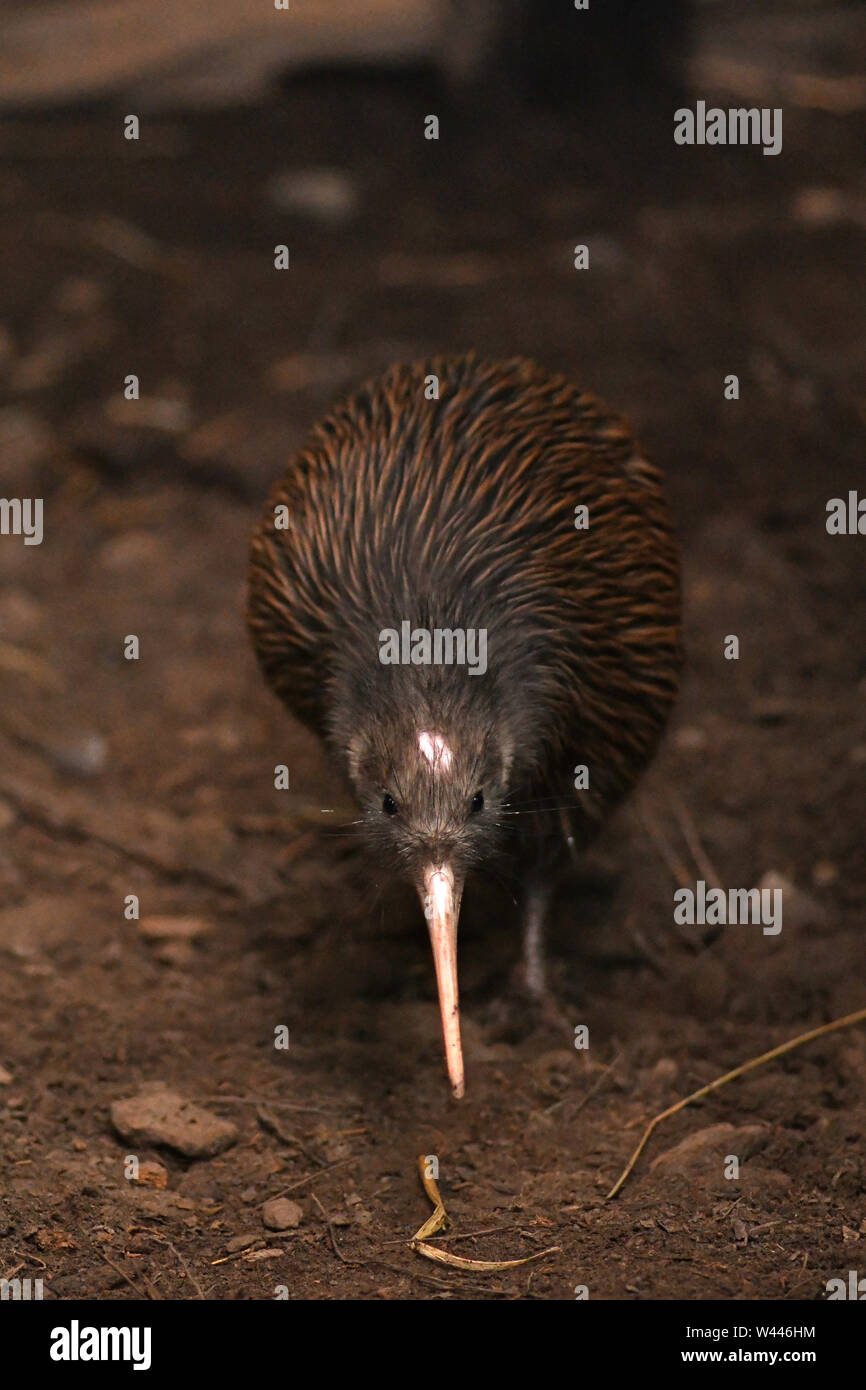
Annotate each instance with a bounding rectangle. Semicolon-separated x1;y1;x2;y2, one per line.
1;72;865;1301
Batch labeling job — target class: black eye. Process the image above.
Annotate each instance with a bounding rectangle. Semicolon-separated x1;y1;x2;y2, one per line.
470;791;484;814
382;793;398;816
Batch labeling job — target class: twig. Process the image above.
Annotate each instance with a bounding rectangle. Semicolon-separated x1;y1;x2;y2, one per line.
257;1107;326;1165
606;1007;866;1200
546;1052;622;1117
637;799;692;891
161;1238;206;1300
265;1156;352;1201
311;1192;362;1266
101;1252;152;1300
208;1094;345;1115
669;793;724;892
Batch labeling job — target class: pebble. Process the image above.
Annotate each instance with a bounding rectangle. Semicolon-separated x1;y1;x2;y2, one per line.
650;1057;679;1085
792;186;847;227
0;589;44;641
758;871;826;929
153;941;196;968
0;894;73;958
138;915;213;941
673;725;707;752
103;393;191;432
267;168;358;223
52;733;108;778
261;1197;303;1231
811;860;838;888
55;276;105;315
98;531;165;572
111;1086;238;1159
651;1122;769;1175
131;1160;168;1189
225;1232;260;1253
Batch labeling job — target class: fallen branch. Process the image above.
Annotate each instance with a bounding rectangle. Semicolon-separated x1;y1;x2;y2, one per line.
606;1007;866;1201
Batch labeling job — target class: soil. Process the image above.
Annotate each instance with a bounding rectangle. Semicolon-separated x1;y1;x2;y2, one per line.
0;72;864;1301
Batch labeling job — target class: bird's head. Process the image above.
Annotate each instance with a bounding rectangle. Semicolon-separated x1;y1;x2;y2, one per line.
331;676;515;1098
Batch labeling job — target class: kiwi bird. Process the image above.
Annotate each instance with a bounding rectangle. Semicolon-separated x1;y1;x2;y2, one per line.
247;353;682;1097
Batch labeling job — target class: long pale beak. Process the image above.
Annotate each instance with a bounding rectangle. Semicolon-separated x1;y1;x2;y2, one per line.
420;864;465;1099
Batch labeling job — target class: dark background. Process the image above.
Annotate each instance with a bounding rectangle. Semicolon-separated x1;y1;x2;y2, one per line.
1;0;865;1300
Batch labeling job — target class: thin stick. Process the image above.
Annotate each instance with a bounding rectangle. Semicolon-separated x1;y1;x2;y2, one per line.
164;1239;206;1300
101;1252;151;1301
669;793;724;891
637;799;692;891
265;1155;352;1201
606;1007;866;1201
311;1192;357;1265
546;1052;621;1116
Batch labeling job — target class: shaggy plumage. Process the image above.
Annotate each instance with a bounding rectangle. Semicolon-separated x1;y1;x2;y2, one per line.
248;353;682;1094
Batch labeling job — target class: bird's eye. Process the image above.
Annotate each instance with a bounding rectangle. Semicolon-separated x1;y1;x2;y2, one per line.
382;793;399;816
470;791;484;814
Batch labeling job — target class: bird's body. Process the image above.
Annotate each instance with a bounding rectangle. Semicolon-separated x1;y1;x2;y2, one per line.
248;354;682;1095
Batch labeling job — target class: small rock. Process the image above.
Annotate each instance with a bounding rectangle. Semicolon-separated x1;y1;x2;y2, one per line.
111;1086;238;1159
138;915;213;941
650;1057;679;1085
52;733;108;778
268;352;355;394
225;1232;261;1253
673;725;706;752
267;167;359;223
261;1197;303;1231
99;531;165;572
154;941;196;968
811;860;838;888
103;393;191;433
0;589;44;641
55;276;105;315
651;1122;769;1176
758;871;825;930
0;894;73;959
750;697;792;725
131;1160;168;1189
792;186;847;227
0;1064;13;1084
